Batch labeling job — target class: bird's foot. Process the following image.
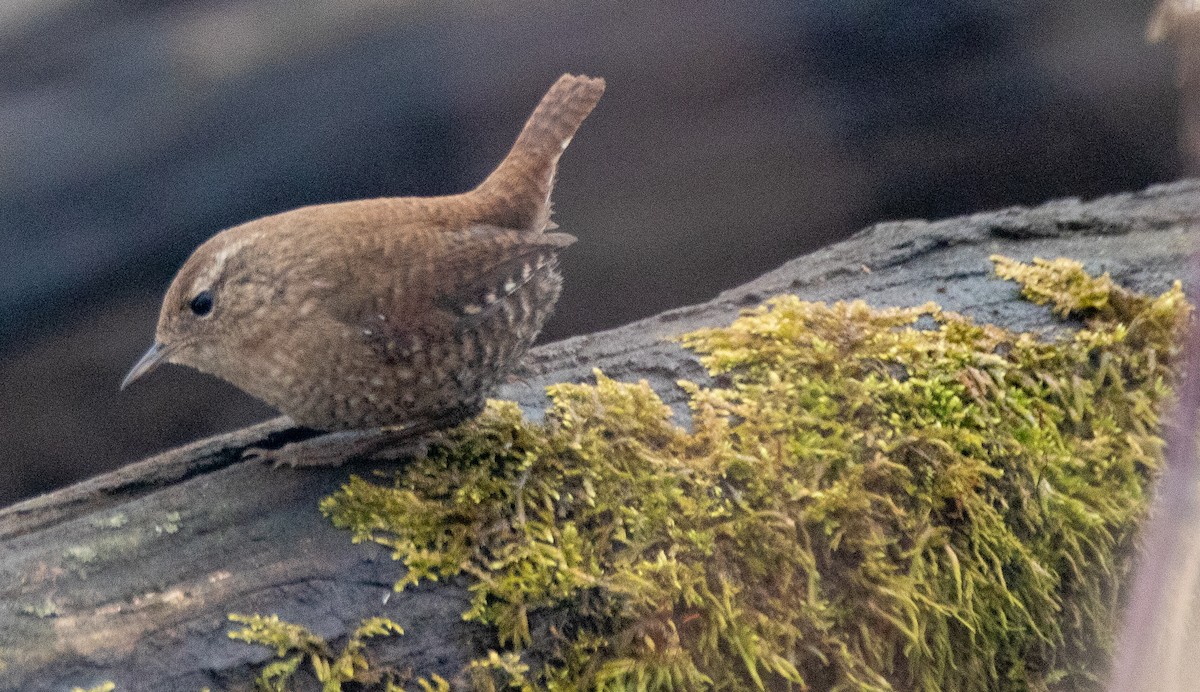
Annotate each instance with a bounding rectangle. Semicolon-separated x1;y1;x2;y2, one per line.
242;427;430;468
242;399;486;469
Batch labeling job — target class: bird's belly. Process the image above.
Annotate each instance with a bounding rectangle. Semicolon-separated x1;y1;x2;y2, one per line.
273;269;563;431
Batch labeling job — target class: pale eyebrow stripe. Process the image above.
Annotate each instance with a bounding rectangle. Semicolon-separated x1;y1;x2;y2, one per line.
191;233;260;295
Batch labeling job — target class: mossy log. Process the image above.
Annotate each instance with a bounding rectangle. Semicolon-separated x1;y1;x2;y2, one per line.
1;180;1197;691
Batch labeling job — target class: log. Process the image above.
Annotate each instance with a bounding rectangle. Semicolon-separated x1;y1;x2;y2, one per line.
1;179;1197;691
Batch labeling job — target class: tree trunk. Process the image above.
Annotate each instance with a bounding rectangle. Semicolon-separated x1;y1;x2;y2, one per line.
1;180;1197;691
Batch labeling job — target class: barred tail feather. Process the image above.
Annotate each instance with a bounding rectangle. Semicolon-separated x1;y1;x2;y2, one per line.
473;74;605;232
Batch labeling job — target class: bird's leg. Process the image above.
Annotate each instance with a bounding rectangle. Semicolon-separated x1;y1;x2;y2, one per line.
243;399;486;468
242;428;427;468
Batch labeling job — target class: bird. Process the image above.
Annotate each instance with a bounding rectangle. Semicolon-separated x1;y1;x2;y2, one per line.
121;73;605;465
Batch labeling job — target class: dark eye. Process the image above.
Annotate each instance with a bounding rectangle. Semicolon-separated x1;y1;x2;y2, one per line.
189;290;214;316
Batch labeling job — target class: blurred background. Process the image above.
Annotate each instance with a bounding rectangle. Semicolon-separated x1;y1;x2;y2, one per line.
0;0;1185;504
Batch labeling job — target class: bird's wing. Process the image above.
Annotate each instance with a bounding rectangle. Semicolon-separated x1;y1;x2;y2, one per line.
317;224;575;359
431;226;576;326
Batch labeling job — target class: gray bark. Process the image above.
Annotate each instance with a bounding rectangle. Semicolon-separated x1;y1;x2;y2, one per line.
1;180;1197;691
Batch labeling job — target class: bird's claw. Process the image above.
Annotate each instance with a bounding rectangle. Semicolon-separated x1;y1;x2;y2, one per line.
241;429;435;469
240;446;278;465
241;441;352;468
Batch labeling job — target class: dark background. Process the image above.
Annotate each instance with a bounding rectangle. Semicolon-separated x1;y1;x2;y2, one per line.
0;0;1182;504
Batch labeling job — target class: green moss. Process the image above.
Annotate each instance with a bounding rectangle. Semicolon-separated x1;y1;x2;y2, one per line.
227;614;404;691
414;674;453;692
315;256;1188;690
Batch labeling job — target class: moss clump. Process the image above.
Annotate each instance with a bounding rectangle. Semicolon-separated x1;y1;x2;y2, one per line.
227;614;404;691
321;257;1188;690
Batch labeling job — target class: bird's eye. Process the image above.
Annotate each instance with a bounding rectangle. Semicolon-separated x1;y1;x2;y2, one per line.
190;290;214;317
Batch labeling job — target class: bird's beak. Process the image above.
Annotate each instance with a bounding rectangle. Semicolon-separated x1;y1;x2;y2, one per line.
120;341;172;391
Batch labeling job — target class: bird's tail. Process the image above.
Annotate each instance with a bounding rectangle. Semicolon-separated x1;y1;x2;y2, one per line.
473;73;605;232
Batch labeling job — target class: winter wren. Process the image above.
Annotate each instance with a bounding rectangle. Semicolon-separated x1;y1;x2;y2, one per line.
123;74;605;462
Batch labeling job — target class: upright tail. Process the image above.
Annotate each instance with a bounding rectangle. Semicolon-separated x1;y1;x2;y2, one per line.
473;73;605;232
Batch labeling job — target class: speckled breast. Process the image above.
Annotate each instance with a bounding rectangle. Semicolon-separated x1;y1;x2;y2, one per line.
289;260;564;431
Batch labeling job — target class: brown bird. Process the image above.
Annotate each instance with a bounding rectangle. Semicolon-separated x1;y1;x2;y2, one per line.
122;74;605;465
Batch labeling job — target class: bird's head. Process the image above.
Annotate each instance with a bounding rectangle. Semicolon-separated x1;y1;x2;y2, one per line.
121;227;278;390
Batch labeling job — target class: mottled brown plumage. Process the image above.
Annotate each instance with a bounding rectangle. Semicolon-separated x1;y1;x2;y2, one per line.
123;74;605;452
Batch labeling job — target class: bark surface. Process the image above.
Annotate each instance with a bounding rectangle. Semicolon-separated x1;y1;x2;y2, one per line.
2;180;1196;691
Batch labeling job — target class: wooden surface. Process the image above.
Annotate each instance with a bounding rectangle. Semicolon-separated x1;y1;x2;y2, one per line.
1;180;1197;691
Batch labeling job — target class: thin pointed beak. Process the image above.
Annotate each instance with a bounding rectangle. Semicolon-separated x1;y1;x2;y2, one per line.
120;342;171;391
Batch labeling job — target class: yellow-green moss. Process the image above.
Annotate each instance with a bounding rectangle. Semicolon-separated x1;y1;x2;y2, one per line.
309;257;1188;690
227;614;403;691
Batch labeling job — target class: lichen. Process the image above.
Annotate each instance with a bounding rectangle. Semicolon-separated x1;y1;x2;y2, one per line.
311;256;1188;690
154;511;182;535
89;513;129;530
70;683;115;692
19;597;60;619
